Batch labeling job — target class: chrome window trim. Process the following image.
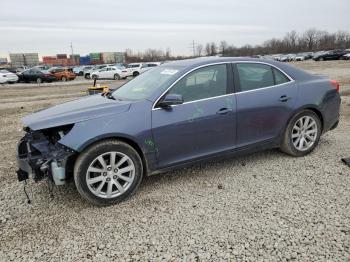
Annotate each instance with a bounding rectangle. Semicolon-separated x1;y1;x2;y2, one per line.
152;62;231;110
234;61;295;94
152;60;295;110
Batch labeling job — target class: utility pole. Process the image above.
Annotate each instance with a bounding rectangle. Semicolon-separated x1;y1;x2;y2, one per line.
188;40;199;57
192;40;196;57
70;42;75;65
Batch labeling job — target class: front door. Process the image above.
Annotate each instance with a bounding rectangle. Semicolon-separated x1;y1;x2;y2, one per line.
151;64;237;169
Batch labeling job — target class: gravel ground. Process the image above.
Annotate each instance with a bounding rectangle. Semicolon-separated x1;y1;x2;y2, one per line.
0;61;350;261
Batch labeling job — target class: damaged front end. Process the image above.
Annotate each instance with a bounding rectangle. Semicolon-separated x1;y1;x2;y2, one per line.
16;125;76;186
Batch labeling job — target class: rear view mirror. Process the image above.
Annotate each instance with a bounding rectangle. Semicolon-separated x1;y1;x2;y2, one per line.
158;94;183;108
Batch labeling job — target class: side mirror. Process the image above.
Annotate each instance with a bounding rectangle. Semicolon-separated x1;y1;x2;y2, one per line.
158;94;184;108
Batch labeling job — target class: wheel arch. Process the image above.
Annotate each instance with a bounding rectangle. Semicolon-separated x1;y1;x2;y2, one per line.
287;105;324;133
76;134;149;176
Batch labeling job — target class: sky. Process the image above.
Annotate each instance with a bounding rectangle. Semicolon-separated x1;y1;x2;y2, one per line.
0;0;349;58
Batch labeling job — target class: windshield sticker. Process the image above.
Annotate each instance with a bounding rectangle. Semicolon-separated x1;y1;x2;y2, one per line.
160;69;178;75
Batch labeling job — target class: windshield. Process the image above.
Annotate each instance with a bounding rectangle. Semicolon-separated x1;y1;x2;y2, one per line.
112;66;183;100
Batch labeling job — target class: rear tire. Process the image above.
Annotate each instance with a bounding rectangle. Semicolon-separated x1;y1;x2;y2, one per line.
280;110;322;157
74;140;143;206
36;78;42;84
114;74;121;80
62;76;67;81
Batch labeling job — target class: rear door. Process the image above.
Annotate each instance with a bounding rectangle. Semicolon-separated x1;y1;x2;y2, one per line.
151;63;237;168
108;67;117;78
234;62;297;147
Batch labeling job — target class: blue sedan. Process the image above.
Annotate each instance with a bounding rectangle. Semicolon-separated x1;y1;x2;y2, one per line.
16;57;341;205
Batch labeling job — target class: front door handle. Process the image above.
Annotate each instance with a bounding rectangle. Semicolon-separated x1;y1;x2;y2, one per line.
279;95;291;102
216;108;232;115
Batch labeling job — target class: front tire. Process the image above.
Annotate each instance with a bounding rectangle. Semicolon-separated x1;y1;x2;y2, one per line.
36;78;42;84
280;110;322;157
74;140;143;206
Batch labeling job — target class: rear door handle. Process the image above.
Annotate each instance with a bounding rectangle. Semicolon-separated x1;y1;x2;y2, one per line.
279;95;291;102
216;108;232;115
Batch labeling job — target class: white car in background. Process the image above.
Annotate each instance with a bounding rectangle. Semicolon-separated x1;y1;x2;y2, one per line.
127;62;160;77
343;53;350;60
0;70;19;84
84;65;103;79
91;66;128;80
294;53;306;61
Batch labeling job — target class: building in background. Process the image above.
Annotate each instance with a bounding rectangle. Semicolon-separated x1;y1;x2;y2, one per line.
0;57;8;65
101;52;126;64
9;53;39;67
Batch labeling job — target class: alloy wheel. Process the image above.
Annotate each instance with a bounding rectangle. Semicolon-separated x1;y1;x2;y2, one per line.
86;152;135;198
291;116;318;151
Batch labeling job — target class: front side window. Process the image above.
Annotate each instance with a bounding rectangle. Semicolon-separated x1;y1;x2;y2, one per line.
168;64;227;103
236;63;290;92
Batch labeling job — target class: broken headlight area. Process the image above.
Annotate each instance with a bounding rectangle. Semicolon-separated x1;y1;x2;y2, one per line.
16;124;76;186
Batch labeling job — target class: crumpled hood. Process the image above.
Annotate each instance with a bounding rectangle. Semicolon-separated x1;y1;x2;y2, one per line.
23;95;131;130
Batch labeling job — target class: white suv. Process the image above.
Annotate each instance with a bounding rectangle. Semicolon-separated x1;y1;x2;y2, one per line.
127;62;160;77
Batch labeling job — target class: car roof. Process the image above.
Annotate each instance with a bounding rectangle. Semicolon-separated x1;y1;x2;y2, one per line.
162;57;313;81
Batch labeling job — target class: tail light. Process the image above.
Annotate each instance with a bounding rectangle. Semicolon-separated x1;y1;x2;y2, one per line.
122;70;127;73
330;80;340;92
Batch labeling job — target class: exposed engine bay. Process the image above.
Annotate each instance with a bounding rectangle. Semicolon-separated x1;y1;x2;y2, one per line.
16;125;76;186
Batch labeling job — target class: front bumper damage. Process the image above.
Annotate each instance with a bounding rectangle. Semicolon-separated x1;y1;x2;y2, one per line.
16;127;75;185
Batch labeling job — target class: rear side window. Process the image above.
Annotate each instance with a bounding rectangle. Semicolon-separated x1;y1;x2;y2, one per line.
273;68;290;85
236;63;290;92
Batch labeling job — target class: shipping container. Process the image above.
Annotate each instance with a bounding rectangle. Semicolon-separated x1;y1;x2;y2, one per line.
89;53;101;60
0;57;8;64
57;54;68;59
68;55;80;65
100;52;126;63
42;56;56;64
115;52;126;63
79;56;91;65
9;53;39;67
90;59;103;65
101;52;117;63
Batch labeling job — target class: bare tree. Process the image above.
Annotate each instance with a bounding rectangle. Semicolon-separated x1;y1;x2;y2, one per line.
126;28;350;62
219;41;228;54
303;28;318;51
284;30;298;52
165;48;171;59
210;42;218;56
196;44;203;56
205;43;211;56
